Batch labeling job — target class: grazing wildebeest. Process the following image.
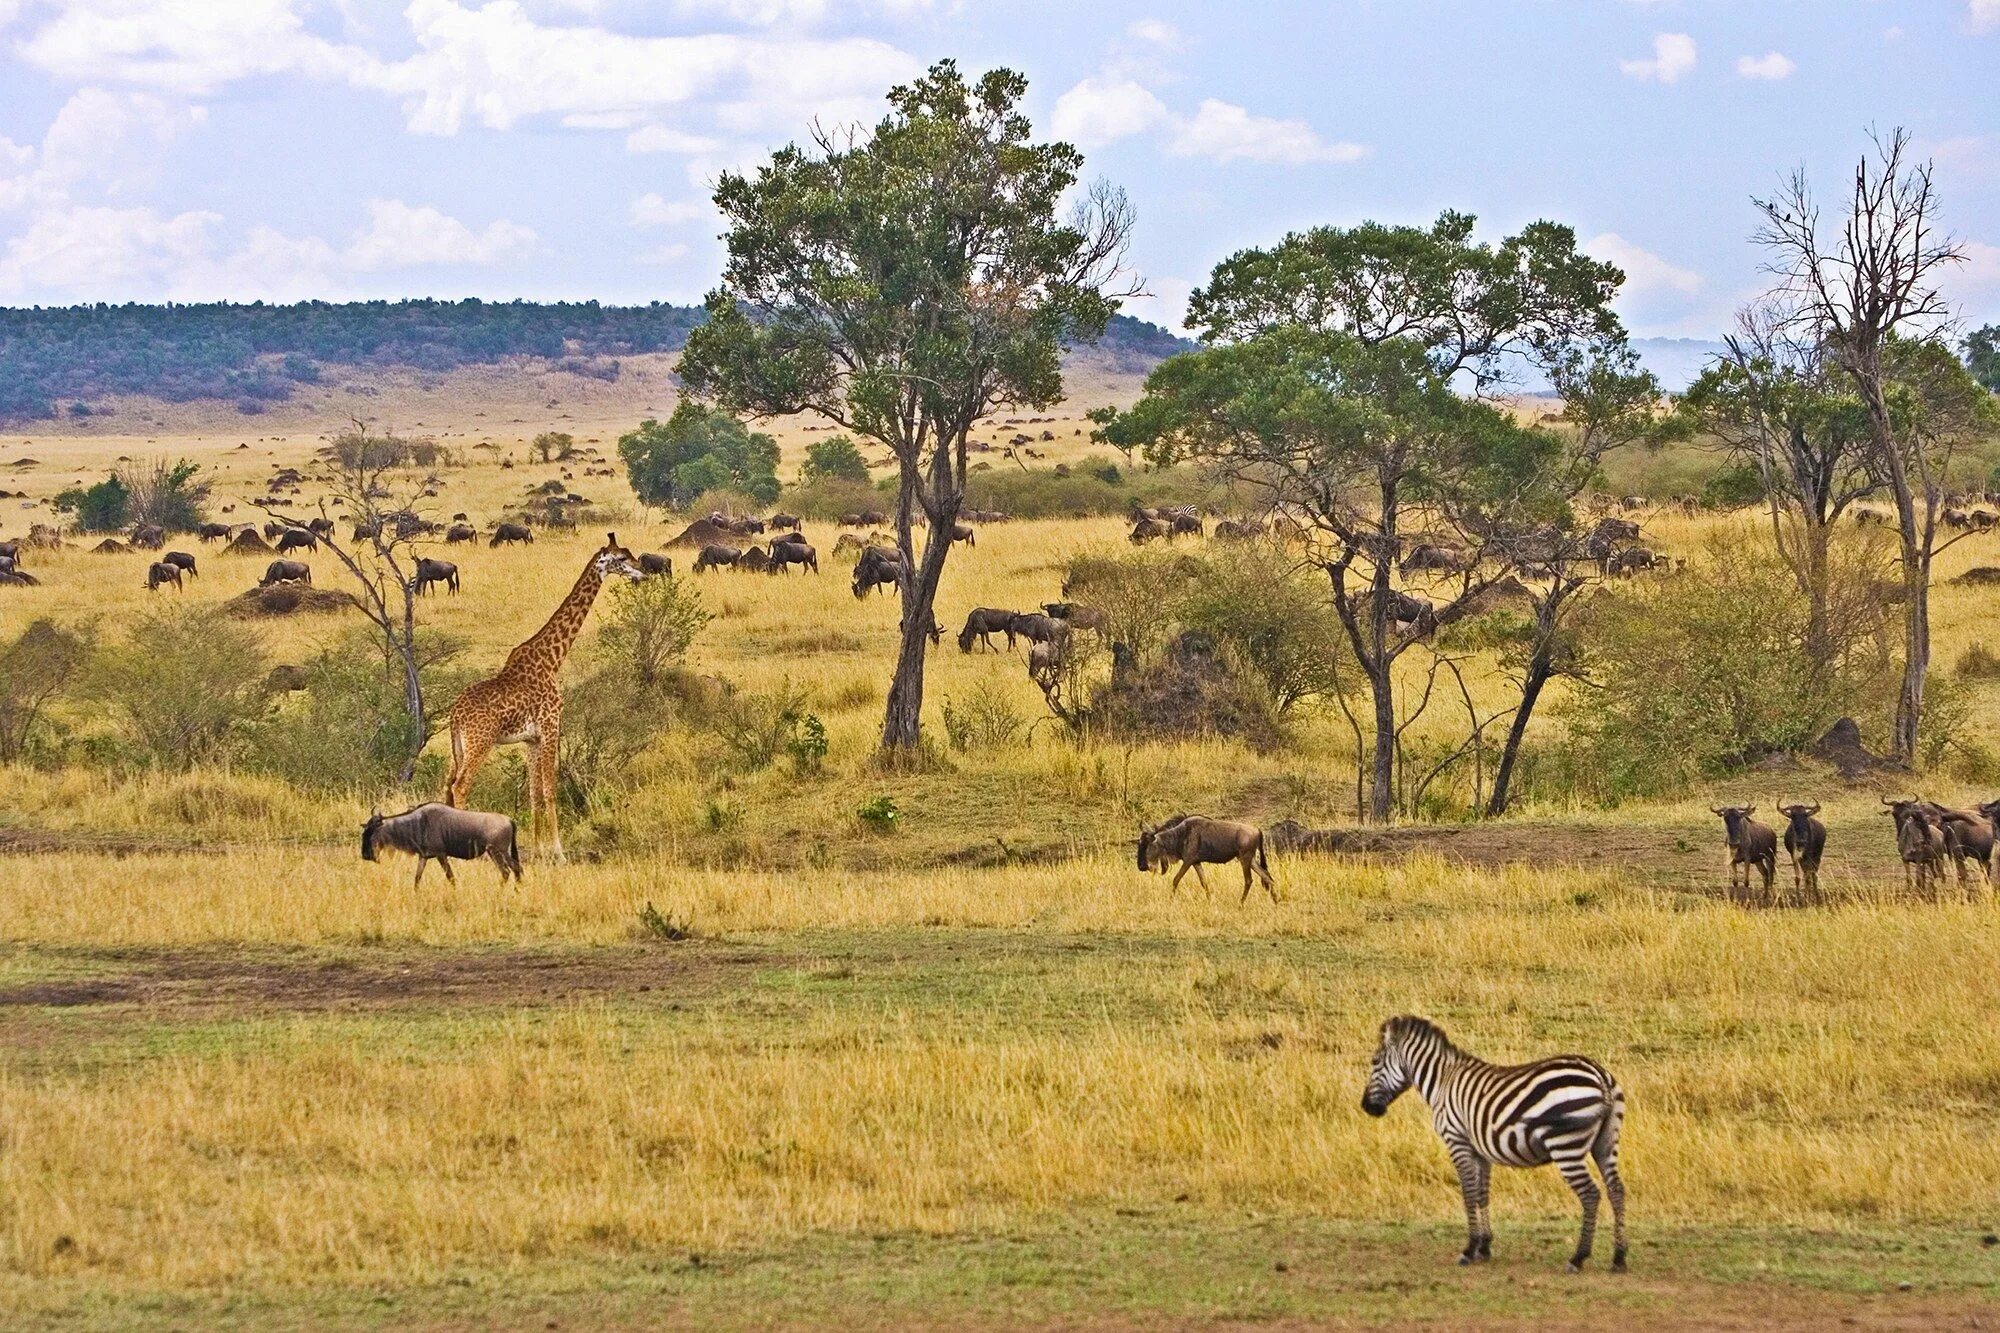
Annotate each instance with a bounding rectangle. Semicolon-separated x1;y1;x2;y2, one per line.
852;546;903;597
957;607;1019;652
308;517;336;538
145;561;184;593
1402;542;1473;575
1885;798;1951;898
130;523;166;550
262;521;287;541
414;557;460;596
1775;802;1826;905
489;522;534;547
693;543;743;573
1169;512;1204;539
1129;516;1173;544
1608;546;1661;577
259;559;312;587
162;550;197;579
197;522;232;543
1709;805;1777;905
445;523;477;544
637;552;673;576
1028;637;1064;684
1362;1016;1627;1273
773;530;810;547
769;513;801;531
0;539;20;563
768;540;817;574
1136;815;1277;902
0;558;38;587
949;523;976;546
1212;517;1266;541
275;528;317;554
361;803;522;887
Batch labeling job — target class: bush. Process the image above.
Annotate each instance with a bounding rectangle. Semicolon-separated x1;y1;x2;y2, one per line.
89;605;267;769
1175;546;1351;713
1701;462;1767;509
557;666;675;816
1561;540;1890;797
781;475;890;522
245;631;472;794
709;681;814;771
120;457;209;531
596;574;710;686
963;460;1219;518
1060;550;1195;665
531;431;576;463
53;475;131;532
941;682;1028;752
801;434;873;485
855;794;900;832
0;619;94;763
620;402;780;507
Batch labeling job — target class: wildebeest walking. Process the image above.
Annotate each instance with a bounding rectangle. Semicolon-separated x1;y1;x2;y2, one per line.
1362;1015;1628;1273
1775;802;1826;905
275;528;317;554
1136;815;1276;902
162;550;198;579
361;803;522;887
637;552;673;576
1709;805;1776;905
414;557;460;596
768;540;818;574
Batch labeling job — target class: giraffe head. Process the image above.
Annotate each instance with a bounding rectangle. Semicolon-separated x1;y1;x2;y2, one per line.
594;532;645;584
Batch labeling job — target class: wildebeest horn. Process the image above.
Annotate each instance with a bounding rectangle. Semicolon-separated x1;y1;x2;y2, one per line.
1805;802;1819;815
1709;806;1726;816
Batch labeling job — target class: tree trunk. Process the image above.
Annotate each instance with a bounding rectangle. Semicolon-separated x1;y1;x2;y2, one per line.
1486;650;1552;817
880;506;953;757
1895;545;1928;762
1367;661;1395;823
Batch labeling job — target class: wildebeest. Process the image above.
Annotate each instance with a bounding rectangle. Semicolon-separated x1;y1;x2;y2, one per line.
146;561;184;593
1170;512;1204;539
130;523;166;550
414;557;460;596
637;552;673;576
693;543;743;573
773;530;810;547
445;523;478;544
1402;542;1473;575
1007;612;1064;649
361;803;522;887
308;516;335;538
949;523;976;546
1608;546;1661;577
1897;797;1995;890
1028;637;1064;684
768;540;818;574
1775;802;1826;905
489;522;534;547
197;522;232;543
1129;516;1173;544
1710;805;1777;905
1212;517;1266;541
769;513;802;531
275;528;317;554
840;509;889;527
1137;815;1277;902
162;550;198;579
852;545;903;597
957;607;1019;652
0;557;39;586
1885;798;1951;898
259;559;312;587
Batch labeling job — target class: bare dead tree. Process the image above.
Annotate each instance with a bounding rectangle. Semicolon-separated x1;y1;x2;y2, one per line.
256;423;441;783
1752;127;1965;762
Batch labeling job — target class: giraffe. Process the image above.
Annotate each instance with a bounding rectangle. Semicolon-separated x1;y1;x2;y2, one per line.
442;532;643;861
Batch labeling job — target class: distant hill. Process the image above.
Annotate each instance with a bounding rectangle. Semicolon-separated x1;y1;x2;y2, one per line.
0;300;1194;426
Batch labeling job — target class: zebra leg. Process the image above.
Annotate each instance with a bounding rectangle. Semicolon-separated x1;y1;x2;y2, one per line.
1556;1152;1601;1271
1594;1142;1628;1272
1474;1157;1493;1259
1449;1147;1486;1264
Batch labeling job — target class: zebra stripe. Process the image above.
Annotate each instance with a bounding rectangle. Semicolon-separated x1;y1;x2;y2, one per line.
1361;1015;1627;1272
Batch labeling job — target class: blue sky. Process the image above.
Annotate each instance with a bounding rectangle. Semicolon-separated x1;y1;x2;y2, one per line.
0;0;1995;340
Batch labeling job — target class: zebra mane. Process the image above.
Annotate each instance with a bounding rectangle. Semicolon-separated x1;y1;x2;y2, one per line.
1386;1014;1456;1054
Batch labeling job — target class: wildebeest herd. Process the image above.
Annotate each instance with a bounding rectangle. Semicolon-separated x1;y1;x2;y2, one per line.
1711;796;2000;905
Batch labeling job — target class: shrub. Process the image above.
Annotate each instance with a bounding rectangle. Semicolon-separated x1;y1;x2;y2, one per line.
1059;550;1194;666
53;475;131;532
1701;462;1766;509
531;431;576;463
245;631;472;794
781;475;890;521
786;712;829;775
1175;546;1351;713
710;681;814;770
0;619;94;763
89;605;267;769
1956;643;2000;680
557;666;675;816
941;682;1028;752
620;402;780;507
963;461;1218;519
120;457;209;532
801;434;873;485
596;574;710;686
855;794;900;832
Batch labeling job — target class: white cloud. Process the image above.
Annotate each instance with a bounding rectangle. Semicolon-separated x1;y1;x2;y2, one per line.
625;125;725;155
1049;76;1168;149
344;199;537;269
1970;0;2000;34
1619;32;1697;84
0;87;208;213
1169;98;1367;165
1734;51;1795;80
1126;18;1179;47
1587;232;1704;298
15;0;362;96
630;192;707;227
1050;76;1364;166
0;203;218;299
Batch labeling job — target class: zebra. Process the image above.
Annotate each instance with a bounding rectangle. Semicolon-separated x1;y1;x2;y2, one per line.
1361;1015;1627;1272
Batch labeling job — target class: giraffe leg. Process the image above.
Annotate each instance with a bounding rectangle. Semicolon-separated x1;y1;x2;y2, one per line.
533;734;564;863
1558;1151;1601;1271
444;720;493;808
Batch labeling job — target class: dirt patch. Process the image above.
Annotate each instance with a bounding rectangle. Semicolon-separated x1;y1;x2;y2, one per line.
223;583;353;617
0;944;771;1016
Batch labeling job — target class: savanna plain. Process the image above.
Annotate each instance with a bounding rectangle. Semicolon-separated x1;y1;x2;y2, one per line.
1;382;1998;1329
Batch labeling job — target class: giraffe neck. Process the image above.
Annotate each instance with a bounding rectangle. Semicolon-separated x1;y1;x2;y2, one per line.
505;557;604;675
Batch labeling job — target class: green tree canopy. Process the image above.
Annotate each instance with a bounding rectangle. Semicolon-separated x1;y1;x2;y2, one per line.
1963;325;1998;394
801;434;873;485
677;59;1134;755
619;402;780;507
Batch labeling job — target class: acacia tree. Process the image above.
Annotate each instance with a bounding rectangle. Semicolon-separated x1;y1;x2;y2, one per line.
678;61;1135;759
1103;214;1624;821
1751;128;1965;762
